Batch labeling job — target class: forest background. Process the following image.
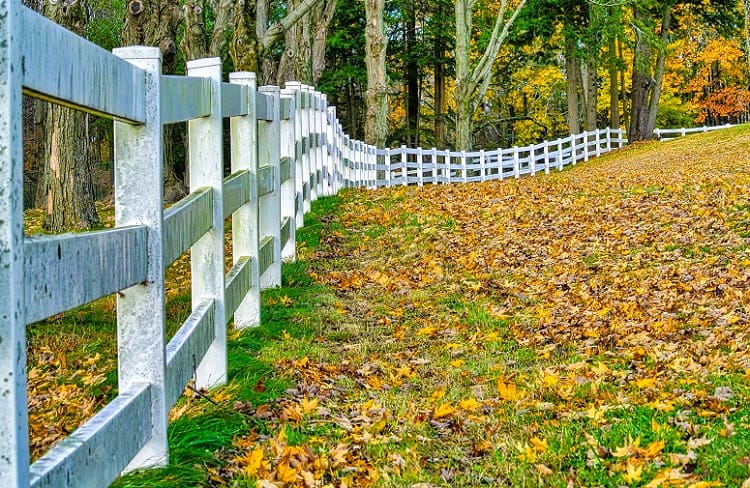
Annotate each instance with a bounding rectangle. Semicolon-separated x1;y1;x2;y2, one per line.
20;0;750;231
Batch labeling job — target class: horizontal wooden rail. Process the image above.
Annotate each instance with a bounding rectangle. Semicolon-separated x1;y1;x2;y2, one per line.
163;188;213;267
24;227;147;324
160;75;212;124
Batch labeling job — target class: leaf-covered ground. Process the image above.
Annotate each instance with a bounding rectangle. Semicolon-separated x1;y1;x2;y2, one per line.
29;126;750;487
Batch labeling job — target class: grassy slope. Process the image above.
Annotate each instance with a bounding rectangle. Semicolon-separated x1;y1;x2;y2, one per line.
29;126;750;487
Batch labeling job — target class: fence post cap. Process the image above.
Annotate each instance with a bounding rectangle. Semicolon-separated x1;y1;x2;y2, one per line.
113;46;162;60
229;71;256;82
186;57;221;70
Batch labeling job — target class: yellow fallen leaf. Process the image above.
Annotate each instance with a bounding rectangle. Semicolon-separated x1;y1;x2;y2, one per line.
687;482;722;488
622;462;643;483
300;397;319;415
432;402;456;419
459;397;482;412
642;439;665;458
498;380;524;402
241;447;265;477
634;377;656;389
529;437;548;454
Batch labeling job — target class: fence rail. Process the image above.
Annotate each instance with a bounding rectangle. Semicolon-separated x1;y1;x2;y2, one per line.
0;2;738;486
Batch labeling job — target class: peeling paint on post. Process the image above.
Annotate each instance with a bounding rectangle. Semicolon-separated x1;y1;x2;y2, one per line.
0;1;30;487
285;82;305;229
113;46;168;472
229;72;261;329
187;58;227;389
280;89;297;262
258;86;282;289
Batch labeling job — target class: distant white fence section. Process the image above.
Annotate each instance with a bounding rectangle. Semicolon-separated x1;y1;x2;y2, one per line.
653;123;736;141
0;1;739;486
372;129;628;187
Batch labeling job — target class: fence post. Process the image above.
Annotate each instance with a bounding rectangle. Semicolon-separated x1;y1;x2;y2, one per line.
513;147;520;178
417;148;424;186
314;91;324;197
280;89;297;262
461;151;468;183
285;82;306;226
595;129;601;157
571;135;578;165
530;146;537;176
557;139;564;170
479;149;486;181
229;72;261;328
543;141;550;175
583;132;590;162
0;1;29;484
401;145;408;186
113;46;169;471
258;85;282;288
325;103;336;195
606;127;612;151
497;149;504;180
186;58;227;389
385;148;392;187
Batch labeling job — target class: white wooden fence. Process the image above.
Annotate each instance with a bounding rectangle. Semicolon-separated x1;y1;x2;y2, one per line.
0;2;738;487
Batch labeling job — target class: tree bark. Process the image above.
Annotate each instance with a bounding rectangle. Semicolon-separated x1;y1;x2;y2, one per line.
180;0;208;61
743;0;750;67
564;37;581;135
406;1;419;146
454;0;526;150
629;4;653;142
646;4;672;135
364;0;389;147
433;6;446;149
123;0;186;203
277;0;312;84
310;0;336;84
41;0;99;232
608;31;620;129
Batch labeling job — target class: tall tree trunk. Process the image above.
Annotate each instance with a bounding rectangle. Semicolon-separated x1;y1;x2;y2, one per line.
454;0;526;150
277;0;312;84
646;4;672;134
406;2;419;146
22;0;44;210
608;33;620;129
629;5;653;142
231;0;261;72
433;8;446;149
618;36;629;131
564;37;580;135
123;0;186;203
310;0;336;84
743;0;750;67
42;0;99;232
364;0;389;147
180;0;208;61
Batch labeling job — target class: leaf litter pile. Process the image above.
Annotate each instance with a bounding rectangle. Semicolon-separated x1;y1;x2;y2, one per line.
28;127;750;487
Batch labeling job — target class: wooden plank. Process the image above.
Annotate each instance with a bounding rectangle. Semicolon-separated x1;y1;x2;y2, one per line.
29;384;152;488
280;217;291;248
24;227;147;324
221;82;248;118
280;97;292;120
256;92;273;121
258;236;275;276
223;170;251;219
258;165;275;197
163;187;213;267
165;300;215;409
280;157;293;184
160;75;212;124
20;7;145;123
225;257;253;322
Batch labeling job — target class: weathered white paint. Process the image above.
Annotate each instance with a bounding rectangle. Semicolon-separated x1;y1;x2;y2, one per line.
113;46;168;472
229;71;260;329
23;228;148;324
165;300;215;408
258;86;282;288
258;236;275;277
187;57;227;390
29;384;151;488
21;7;145;123
257;165;275;197
280;89;297;262
162;187;213;267
224;257;253;322
0;1;28;486
256;92;273;122
223;170;251;219
286;82;305;229
160;75;211;124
